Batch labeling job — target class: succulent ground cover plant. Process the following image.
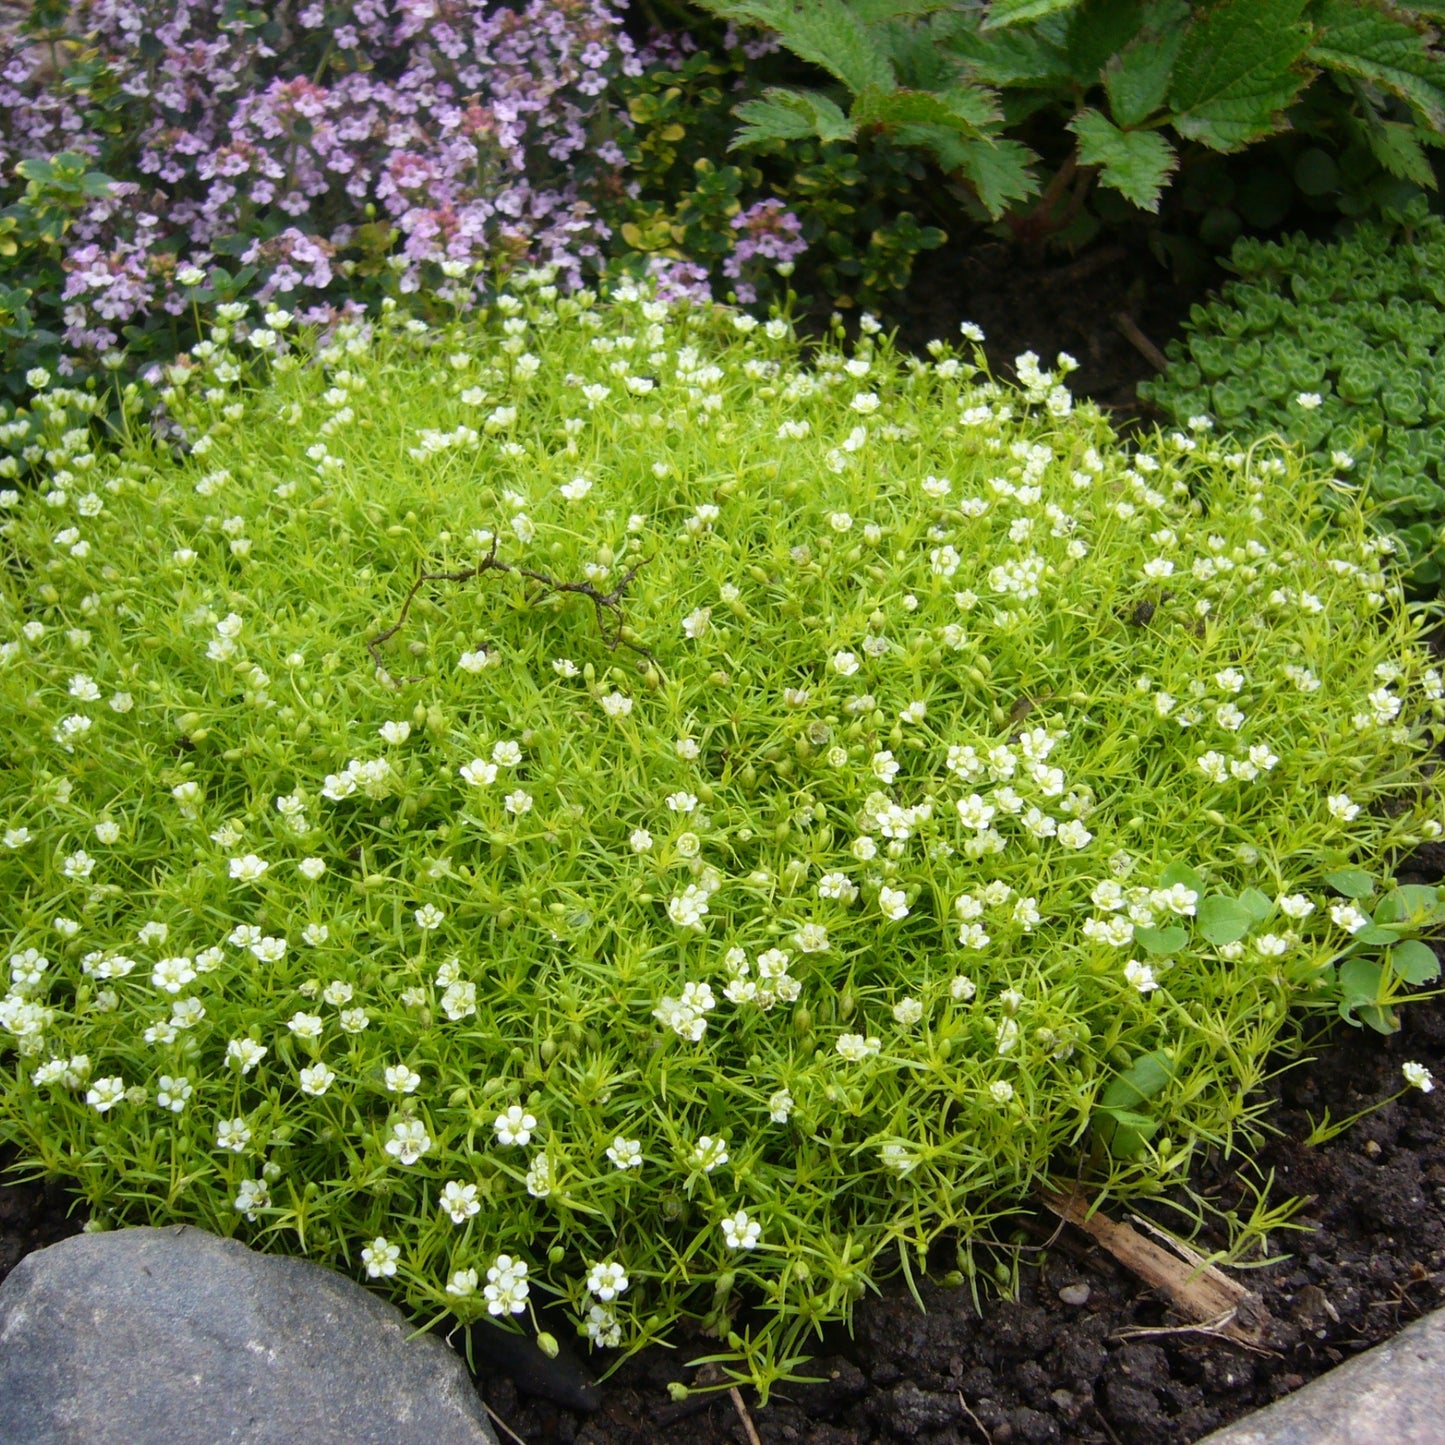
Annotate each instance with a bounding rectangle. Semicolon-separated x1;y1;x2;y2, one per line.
1142;203;1445;593
0;276;1442;1393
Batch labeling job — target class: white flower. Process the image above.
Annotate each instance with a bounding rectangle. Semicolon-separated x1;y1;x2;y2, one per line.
600;691;633;718
379;720;411;744
721;1208;761;1250
1404;1062;1435;1093
832;650;860;677
86;1076;125;1112
768;1088;794;1123
362;1236;400;1278
414;904;445;931
494;1104;537;1146
384;1063;421;1094
287;1011;323;1040
587;1261;629;1302
1327;793;1361;821
1277;893;1315;919
950;975;977;1002
503;790;533;816
1124;959;1158;993
584;1305;622;1347
682;607;711;639
298;1062;336;1095
156;1075;192;1113
630;827;653;852
226;1039;267;1074
1056;819;1092;849
892;996;923;1026
607;1136;643;1170
460;759;498;787
485;1255;530;1315
216;1118;251;1152
878;886;909;922
1329;902;1370;934
440;1181;481;1223
836;1033;881;1061
234;1179;272;1221
1296;391;1323;410
228;854;269;882
446;1268;479;1297
458;649;492;673
989;1080;1014;1104
385;1119;433;1165
690;1135;729;1172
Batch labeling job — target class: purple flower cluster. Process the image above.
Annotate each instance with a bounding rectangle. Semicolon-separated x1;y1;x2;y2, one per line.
0;0;644;365
722;199;807;305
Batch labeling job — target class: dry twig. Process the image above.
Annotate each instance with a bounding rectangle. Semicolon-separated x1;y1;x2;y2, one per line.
730;1385;764;1445
484;1400;531;1445
367;535;655;687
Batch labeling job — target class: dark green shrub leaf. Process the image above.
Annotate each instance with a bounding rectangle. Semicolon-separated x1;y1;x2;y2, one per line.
851;84;996;137
1101;5;1187;127
1168;0;1314;152
732;89;856;146
982;0;1085;27
694;0;896;94
1067;107;1178;211
1308;0;1445;135
949;135;1041;216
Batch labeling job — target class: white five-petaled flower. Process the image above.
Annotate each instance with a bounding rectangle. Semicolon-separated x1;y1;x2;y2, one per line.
878;886;909;922
1327;793;1361;821
362;1236;400;1278
720;1208;761;1250
440;1180;481;1223
385;1118;433;1165
606;1136;643;1170
298;1062;335;1096
1404;1062;1435;1093
384;1063;421;1094
1124;959;1158;994
587;1261;629;1302
494;1104;537;1146
690;1135;729;1173
485;1255;530;1315
836;1033;881;1061
414;904;445;930
228;854;269;882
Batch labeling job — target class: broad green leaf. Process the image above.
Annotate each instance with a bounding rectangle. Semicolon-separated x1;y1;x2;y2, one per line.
1068;107;1178;211
1324;868;1375;899
1351;923;1402;946
1133;923;1189;954
1238;888;1275;922
1338;956;1383;1003
1104;9;1187;127
1357;1003;1400;1035
983;0;1085;28
691;0;896;95
1197;894;1254;946
1309;0;1445;135
1159;860;1206;896
851;84;996;137
1389;939;1441;985
1168;0;1315;152
947;135;1042;216
731;88;856;147
1095;1049;1176;1156
1374;884;1441;925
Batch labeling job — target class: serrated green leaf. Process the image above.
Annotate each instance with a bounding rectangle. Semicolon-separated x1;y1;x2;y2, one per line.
731;88;857;147
1134;923;1189;954
1067;0;1187;87
1309;0;1445;135
1103;9;1187;126
692;0;896;94
947;134;1042;216
1365;118;1439;187
940;14;1074;86
850;0;951;19
1068;107;1178;211
1325;868;1376;899
1389;939;1441;985
851;84;996;137
983;0;1085;28
1168;0;1314;152
1197;894;1254;945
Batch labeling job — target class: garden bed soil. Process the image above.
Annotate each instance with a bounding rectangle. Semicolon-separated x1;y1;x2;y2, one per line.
2;234;1441;1445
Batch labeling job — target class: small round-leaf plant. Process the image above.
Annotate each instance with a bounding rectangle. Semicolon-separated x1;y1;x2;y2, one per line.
1;274;1443;1395
1141;200;1445;594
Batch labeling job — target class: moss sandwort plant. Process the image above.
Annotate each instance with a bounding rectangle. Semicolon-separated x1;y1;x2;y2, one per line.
0;276;1442;1391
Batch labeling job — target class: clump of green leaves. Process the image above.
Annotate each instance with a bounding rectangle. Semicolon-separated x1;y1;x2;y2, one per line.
1141;202;1445;590
690;0;1445;243
1;277;1442;1393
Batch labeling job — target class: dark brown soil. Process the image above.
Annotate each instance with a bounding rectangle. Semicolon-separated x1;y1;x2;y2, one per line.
4;237;1442;1445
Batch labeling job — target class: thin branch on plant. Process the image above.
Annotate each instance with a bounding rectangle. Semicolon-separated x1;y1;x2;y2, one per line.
1114;312;1169;373
729;1385;764;1445
483;1400;531;1445
366;535;656;687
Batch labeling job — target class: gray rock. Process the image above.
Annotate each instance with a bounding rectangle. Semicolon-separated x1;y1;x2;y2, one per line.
1057;1282;1091;1307
0;1225;498;1445
1196;1306;1445;1445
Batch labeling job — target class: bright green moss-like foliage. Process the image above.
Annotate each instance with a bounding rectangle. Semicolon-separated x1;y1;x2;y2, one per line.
1142;206;1445;591
0;279;1441;1391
